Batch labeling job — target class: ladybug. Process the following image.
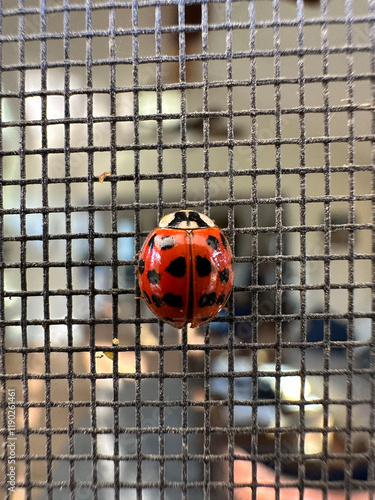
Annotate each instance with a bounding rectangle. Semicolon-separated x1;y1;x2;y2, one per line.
137;210;234;328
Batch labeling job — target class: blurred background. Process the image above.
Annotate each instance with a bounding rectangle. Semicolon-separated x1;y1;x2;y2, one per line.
1;0;374;498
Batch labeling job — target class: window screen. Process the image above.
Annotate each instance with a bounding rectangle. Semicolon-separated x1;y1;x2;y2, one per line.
1;0;374;499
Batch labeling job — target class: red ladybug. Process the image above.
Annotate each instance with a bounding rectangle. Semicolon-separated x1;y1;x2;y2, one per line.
137;210;234;328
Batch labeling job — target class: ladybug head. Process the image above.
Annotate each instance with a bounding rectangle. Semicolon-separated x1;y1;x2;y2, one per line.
159;210;216;229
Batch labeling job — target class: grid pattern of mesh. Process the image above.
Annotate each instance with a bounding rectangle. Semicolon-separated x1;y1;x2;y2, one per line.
1;0;375;498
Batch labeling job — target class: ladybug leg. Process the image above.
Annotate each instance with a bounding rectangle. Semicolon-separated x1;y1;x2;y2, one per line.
134;255;140;271
222;290;233;310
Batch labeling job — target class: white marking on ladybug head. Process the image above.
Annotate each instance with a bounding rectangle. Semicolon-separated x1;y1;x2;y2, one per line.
159;210;216;229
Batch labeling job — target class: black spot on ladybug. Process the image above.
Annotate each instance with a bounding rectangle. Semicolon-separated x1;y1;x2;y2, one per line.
148;234;156;249
147;269;160;285
206;235;219;250
167;211;209;228
199;292;217;308
216;294;225;306
166;257;186;277
220;232;228;249
196;255;212;277
138;259;145;274
163;293;183;308
160;236;175;250
219;268;230;284
188;211;209;227
167;211;189;227
152;294;162;307
143;291;151;304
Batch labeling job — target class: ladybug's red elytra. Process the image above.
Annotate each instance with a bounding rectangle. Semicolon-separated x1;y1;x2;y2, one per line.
137;210;234;328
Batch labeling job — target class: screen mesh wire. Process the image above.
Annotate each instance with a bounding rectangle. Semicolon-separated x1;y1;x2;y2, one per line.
0;0;375;499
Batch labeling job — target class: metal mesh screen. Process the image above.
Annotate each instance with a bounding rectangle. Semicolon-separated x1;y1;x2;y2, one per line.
1;0;375;498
